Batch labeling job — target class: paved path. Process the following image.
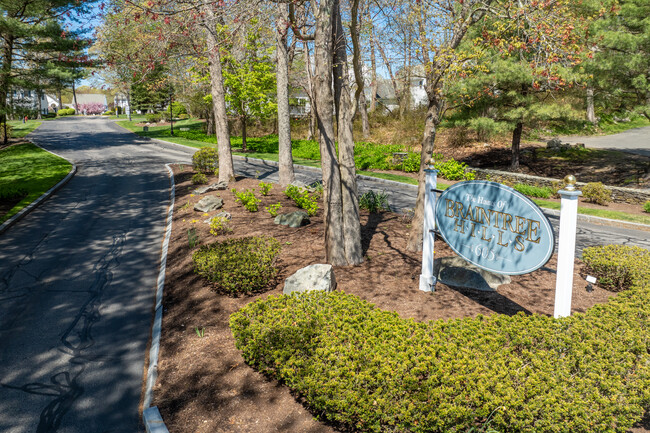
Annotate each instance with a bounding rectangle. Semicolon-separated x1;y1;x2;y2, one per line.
1;117;649;433
557;125;650;157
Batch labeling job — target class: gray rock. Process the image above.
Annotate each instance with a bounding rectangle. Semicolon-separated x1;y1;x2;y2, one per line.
546;137;562;149
274;211;310;228
194;181;228;194
203;211;231;223
194;196;223;212
434;256;510;291
283;264;336;295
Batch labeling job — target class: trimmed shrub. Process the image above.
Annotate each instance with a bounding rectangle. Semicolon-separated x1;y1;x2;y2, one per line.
433;155;475;181
178;113;189;120
582;182;611;205
57;108;75;116
644;201;650;213
401;152;420;173
145;112;164;123
166;101;187;117
583;245;650;292
359;190;390;213
191;172;208;185
192;147;219;174
193;236;281;294
468;117;509;142
284;184;319;216
513;183;553;199
208;216;232;236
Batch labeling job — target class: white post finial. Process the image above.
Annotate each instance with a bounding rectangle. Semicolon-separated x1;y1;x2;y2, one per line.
419;168;438;292
554;175;581;318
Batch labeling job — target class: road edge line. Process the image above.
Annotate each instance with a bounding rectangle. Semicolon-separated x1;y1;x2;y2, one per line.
142;163;175;433
0;139;77;236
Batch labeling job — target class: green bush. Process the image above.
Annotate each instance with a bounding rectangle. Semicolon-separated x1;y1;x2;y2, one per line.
359;190;390;213
0;185;27;201
401;152;420;173
166;101;187;117
231;266;650;433
103;110;114;116
57;108;75;116
145;112;164;123
468;117;509;142
265;202;282;217
259;181;273;196
191;172;208;185
513;183;553;199
582;182;612;205
193;236;281;294
284;184;319;216
644;201;650;213
208;216;232;236
433;155;475;180
583;245;650;292
178;113;189;120
192;147;219;174
232;188;260;212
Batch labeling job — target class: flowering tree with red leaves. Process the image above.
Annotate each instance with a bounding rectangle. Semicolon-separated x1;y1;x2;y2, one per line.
77;102;106;114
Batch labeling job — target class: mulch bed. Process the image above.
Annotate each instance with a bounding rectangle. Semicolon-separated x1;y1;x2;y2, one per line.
151;165;649;433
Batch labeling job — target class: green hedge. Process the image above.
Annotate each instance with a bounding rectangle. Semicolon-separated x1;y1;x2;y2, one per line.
583;245;650;292
231;246;650;433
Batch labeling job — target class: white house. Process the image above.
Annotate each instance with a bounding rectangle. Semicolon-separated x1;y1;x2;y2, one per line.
9;89;50;115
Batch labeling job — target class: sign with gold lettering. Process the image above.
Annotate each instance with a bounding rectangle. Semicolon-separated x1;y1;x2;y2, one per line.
435;181;554;275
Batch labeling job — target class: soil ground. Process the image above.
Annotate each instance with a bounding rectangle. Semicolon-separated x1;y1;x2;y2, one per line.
152;166;649;433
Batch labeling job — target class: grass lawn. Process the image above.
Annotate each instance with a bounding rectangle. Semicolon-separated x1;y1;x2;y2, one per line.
7;119;42;138
116;118;647;226
0;142;72;223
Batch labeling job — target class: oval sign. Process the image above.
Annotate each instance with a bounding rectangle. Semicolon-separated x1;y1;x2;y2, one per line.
435;181;555;275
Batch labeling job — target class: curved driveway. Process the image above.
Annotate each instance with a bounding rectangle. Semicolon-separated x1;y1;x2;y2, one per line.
557;125;650;157
0;117;649;433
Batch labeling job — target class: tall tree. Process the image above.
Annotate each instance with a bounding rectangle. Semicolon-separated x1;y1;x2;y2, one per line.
275;3;295;186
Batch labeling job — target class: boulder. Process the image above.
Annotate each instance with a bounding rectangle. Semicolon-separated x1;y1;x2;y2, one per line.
194;196;223;213
204;211;231;224
283;264;336;295
434;256;510;291
194;181;228;194
546;137;562;149
274;211;310;228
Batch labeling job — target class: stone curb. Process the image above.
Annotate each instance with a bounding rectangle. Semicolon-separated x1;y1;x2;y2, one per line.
142;163;176;433
0;139;77;236
140;135;650;232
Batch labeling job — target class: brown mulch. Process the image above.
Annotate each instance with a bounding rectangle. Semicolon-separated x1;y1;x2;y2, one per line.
152;166;648;433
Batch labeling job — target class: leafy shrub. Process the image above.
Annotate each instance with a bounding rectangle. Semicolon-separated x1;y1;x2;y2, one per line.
582;182;612;205
513;183;553;199
166;101;187;117
103;110;114;116
208;216;232;236
232;188;260;212
284;185;319;216
43;113;57;118
178;113;189;120
259;181;272;196
644;201;650;213
145;112;164;123
231;272;650;433
468;117;509;142
265;203;282;217
583;245;650;291
359;190;390;213
433;155;475;180
0;185;27;201
448;125;471;147
57;108;75;116
191;173;208;185
192;147;219;174
193;236;281;294
401;152;420;173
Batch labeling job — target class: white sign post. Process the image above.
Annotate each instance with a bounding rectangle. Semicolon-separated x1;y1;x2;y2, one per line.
553;175;582;318
419;167;438;292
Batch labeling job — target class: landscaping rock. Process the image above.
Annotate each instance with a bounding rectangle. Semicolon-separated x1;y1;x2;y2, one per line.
194;181;228;194
203;211;231;223
434;256;510;291
194;196;223;212
283;264;336;295
546;137;562;149
274;211;310;228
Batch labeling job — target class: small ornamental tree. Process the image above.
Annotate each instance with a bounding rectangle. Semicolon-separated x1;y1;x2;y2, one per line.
222;23;276;151
77;102;106;114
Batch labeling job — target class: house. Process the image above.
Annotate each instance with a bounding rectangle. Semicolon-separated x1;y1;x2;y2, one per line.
289;89;311;118
8;89;50;116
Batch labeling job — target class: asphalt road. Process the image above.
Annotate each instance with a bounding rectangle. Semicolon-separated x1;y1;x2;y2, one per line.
557;125;650;157
0;117;648;433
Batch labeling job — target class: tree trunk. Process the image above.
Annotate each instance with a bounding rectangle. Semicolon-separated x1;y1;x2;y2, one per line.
406;98;440;252
369;25;377;113
586;86;596;124
510;121;523;171
57;87;63;110
377;43;401;117
204;3;235;183
359;90;369;139
241;114;247;151
276;3;295;186
314;0;347;266
72;81;78;113
333;0;363;265
1;37;14;144
303;41;317;141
